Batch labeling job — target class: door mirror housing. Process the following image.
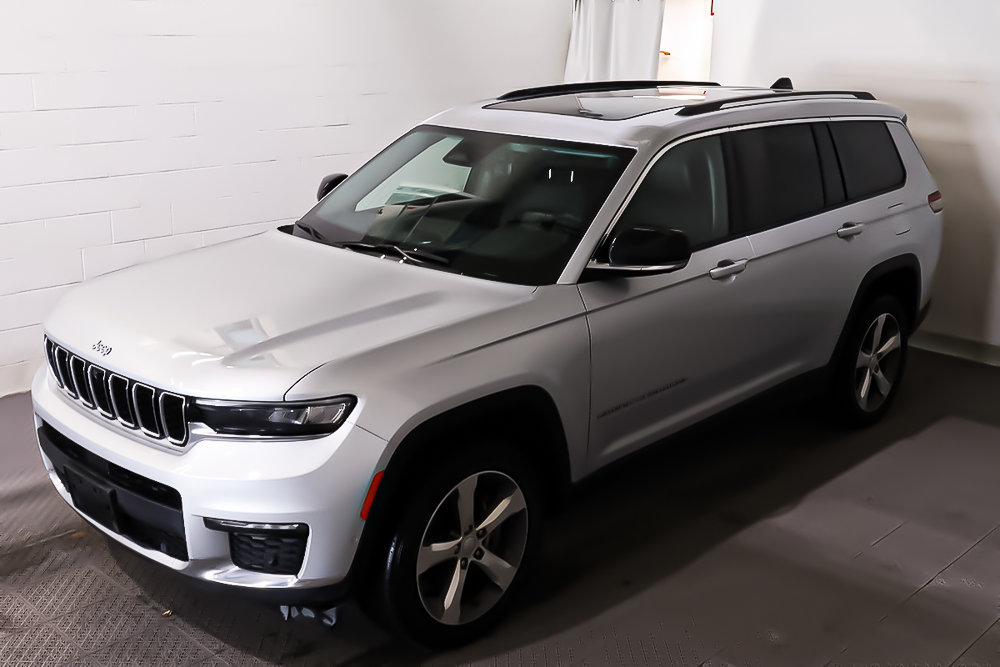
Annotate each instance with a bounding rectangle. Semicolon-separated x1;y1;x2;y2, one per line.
317;173;348;201
589;225;691;276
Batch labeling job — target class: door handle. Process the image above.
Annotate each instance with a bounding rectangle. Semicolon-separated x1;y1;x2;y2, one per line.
836;222;865;239
709;258;748;280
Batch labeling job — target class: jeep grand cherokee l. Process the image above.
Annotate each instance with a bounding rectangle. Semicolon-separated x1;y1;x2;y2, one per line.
32;80;942;645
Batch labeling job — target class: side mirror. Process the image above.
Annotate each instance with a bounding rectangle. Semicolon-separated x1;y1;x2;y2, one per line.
591;225;691;276
317;173;348;201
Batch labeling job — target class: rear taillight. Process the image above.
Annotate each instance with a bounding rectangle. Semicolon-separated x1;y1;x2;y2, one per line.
928;190;943;213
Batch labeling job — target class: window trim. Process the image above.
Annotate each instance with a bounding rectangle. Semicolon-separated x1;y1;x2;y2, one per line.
592;126;743;261
588;116;909;267
726;118;909;237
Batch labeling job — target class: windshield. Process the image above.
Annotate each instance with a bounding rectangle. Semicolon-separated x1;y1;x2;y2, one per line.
295;126;634;285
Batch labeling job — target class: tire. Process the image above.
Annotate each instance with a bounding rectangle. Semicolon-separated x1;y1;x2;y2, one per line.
834;294;909;427
371;442;541;647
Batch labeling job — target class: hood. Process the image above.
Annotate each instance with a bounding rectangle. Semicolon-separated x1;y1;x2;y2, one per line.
45;230;536;400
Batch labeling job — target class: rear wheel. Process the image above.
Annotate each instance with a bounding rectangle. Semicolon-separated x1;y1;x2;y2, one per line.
372;444;540;647
835;294;908;426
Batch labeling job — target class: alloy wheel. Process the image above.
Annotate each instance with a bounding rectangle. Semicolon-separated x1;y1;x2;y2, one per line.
415;470;528;626
854;312;902;412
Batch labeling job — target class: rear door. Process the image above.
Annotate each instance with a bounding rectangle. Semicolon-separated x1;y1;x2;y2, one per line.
729;120;907;374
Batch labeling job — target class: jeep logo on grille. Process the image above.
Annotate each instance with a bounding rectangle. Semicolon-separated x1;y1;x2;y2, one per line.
91;340;112;357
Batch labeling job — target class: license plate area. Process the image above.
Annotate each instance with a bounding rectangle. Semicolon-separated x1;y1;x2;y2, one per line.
65;466;120;532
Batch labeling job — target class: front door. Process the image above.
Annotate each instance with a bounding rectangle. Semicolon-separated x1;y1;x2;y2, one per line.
581;236;761;467
580;133;772;467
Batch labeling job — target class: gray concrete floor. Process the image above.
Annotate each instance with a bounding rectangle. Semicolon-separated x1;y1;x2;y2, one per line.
2;349;1000;666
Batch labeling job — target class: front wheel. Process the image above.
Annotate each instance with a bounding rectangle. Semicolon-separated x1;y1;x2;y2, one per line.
373;445;540;647
834;294;908;426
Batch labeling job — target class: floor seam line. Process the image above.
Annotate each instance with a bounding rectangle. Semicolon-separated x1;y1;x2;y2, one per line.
823;522;1000;664
868;519;906;548
885;522;1000;617
948;613;1000;667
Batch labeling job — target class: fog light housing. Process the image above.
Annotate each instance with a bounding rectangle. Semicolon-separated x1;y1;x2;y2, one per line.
204;517;309;575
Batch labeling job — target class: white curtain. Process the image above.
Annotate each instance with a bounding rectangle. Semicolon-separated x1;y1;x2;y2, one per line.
565;0;666;82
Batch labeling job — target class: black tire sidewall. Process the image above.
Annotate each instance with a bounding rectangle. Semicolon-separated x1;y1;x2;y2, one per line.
836;294;909;426
376;443;542;648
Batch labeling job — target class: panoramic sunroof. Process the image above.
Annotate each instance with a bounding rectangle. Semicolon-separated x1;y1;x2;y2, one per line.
485;87;710;121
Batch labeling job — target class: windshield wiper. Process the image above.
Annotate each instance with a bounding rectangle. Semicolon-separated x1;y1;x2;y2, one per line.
294;221;332;243
295;222;451;266
336;241;451;266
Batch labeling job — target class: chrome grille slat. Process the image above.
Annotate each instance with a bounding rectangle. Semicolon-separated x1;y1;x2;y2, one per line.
43;337;189;447
88;366;114;419
45;339;62;388
70;356;94;408
132;382;162;439
159;393;188;445
55;347;74;396
109;374;136;428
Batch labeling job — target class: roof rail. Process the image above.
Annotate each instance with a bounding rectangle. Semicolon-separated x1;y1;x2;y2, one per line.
497;80;721;102
676;90;876;116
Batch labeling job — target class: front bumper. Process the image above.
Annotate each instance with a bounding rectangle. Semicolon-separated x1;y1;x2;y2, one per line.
31;366;386;602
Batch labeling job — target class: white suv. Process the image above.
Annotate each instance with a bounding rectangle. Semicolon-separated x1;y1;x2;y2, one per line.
32;80;942;645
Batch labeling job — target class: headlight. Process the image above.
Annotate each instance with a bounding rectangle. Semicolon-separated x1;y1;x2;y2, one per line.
191;396;356;437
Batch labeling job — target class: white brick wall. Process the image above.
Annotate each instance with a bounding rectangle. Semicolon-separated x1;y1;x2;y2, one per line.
0;0;572;396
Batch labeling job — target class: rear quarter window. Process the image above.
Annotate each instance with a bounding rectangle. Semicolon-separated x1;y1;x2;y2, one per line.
829;121;905;200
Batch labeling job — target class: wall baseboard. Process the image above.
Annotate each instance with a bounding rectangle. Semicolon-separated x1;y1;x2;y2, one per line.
910;330;1000;367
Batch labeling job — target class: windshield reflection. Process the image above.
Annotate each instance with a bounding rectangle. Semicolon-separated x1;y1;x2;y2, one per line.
295;126;634;285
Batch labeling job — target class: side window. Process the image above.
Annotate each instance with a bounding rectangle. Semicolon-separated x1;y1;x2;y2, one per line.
829;121;905;200
615;135;729;248
730;123;825;232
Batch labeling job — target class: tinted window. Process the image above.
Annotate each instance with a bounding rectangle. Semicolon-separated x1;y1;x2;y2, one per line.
830;121;905;200
730;124;825;232
296;127;634;285
616;135;729;248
